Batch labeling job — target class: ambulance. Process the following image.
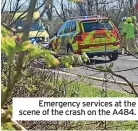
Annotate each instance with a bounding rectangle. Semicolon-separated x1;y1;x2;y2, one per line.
12;11;49;44
49;16;120;60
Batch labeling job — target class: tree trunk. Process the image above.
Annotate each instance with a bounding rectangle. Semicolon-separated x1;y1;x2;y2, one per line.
77;2;87;16
45;0;53;21
1;0;37;108
95;0;99;15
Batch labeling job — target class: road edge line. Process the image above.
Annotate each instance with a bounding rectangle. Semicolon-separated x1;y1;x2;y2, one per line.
32;67;138;87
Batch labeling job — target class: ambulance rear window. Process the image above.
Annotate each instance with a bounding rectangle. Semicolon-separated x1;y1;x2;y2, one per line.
82;21;113;32
13;19;45;31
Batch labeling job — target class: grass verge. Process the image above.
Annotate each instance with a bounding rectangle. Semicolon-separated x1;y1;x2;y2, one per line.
56;80;138;130
66;81;135;97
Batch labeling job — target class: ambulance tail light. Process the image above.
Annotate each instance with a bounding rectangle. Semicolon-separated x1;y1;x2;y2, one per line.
114;28;120;40
111;29;121;41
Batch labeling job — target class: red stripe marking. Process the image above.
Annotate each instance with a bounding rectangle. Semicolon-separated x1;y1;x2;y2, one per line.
90;37;95;41
106;35;111;39
81;32;89;40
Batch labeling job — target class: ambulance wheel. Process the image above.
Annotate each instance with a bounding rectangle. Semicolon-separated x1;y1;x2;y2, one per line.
108;52;118;61
67;44;73;54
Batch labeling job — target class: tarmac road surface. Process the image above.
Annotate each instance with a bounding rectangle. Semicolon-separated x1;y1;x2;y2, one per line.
68;55;138;93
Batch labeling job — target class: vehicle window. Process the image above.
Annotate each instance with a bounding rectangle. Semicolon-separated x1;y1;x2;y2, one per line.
82;21;113;32
13;19;45;31
12;20;23;28
30;20;45;31
57;23;66;35
64;21;71;33
71;21;76;32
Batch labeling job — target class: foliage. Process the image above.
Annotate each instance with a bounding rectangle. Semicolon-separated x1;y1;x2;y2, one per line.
1;0;138;130
72;81;134;97
96;62;114;71
68;0;84;3
1;105;14;131
1;122;16;130
1;27;59;67
1;26;89;108
1;25;87;131
1;26;89;68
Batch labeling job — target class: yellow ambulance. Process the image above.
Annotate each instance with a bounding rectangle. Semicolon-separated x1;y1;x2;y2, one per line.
12;11;49;44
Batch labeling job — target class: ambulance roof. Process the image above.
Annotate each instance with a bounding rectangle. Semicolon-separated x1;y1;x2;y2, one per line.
69;16;109;21
14;11;40;20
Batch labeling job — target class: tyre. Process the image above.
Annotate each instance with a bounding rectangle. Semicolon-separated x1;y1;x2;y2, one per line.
108;51;118;61
67;44;73;55
86;53;94;58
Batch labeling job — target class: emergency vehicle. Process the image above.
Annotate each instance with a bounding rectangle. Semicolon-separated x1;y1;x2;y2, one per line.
11;12;49;44
49;15;120;61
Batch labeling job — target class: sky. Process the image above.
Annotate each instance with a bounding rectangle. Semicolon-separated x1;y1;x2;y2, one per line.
1;0;76;19
1;0;137;16
1;0;70;11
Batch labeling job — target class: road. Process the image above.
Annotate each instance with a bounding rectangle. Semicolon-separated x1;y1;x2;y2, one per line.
34;52;138;93
67;55;138;92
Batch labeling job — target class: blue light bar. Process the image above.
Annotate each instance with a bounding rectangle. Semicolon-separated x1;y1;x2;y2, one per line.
30;38;36;44
84;16;88;19
70;15;102;19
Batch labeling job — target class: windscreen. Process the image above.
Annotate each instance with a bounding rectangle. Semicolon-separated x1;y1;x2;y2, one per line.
13;20;45;31
82;20;113;32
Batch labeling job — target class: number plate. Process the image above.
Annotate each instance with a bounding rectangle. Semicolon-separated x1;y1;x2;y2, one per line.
93;34;106;38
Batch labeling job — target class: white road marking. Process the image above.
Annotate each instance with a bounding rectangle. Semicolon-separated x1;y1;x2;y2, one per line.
129;59;138;61
32;67;138;86
119;57;138;61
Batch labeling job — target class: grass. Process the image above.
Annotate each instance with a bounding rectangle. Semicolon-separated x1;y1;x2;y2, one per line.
66;81;135;97
60;80;138;130
67;120;138;130
45;79;138;130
